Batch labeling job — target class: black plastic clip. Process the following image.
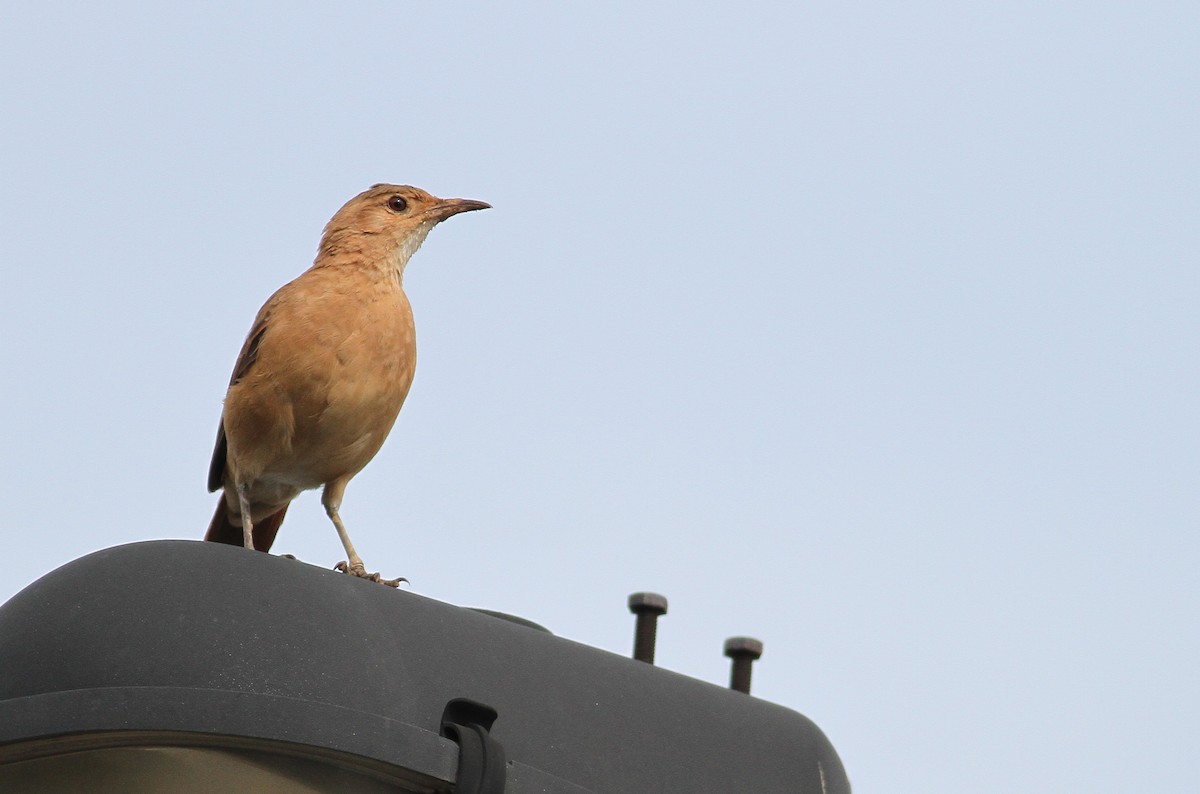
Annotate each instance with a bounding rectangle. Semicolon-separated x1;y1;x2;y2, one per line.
441;698;506;793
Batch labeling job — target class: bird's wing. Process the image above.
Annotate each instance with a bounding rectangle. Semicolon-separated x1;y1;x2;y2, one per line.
229;311;271;386
206;310;272;492
206;424;228;493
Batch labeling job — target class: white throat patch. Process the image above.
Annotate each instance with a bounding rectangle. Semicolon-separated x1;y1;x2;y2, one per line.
387;221;435;280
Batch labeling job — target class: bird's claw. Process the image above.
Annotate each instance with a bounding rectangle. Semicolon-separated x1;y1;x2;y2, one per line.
334;560;406;588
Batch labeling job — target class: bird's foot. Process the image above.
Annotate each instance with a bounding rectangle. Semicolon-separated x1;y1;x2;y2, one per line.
334;560;406;588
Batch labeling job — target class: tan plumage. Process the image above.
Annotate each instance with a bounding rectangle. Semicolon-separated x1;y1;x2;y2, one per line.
204;184;489;585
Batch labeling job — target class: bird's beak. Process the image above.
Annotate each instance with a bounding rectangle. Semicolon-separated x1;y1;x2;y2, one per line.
427;197;491;222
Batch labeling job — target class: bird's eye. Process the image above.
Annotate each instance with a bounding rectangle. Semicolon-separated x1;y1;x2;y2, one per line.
387;195;408;212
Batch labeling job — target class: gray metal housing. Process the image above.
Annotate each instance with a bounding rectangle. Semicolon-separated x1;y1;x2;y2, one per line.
0;541;849;792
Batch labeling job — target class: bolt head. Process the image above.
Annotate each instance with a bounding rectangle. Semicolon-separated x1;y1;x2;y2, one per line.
723;636;764;660
627;592;668;615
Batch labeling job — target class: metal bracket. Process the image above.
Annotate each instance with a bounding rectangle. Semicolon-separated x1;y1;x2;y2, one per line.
441;699;506;793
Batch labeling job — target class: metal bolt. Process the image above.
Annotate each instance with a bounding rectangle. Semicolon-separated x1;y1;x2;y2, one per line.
627;592;668;664
724;636;764;694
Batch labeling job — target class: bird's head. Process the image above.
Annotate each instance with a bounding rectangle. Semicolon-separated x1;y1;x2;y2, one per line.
317;184;490;276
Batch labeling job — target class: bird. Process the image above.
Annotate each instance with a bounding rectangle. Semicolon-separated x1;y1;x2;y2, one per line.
204;184;489;586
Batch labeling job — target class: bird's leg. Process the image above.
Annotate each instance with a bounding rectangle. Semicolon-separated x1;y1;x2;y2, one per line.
322;481;404;588
323;483;364;571
236;483;255;550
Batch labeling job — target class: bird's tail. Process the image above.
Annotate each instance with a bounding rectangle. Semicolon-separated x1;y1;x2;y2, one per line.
204;497;288;553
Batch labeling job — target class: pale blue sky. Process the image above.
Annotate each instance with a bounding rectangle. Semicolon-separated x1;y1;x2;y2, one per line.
2;3;1196;791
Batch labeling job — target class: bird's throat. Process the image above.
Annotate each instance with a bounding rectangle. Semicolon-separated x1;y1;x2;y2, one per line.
385;222;435;283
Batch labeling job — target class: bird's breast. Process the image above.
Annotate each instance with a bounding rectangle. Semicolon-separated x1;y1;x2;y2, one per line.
224;273;418;487
293;284;416;458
